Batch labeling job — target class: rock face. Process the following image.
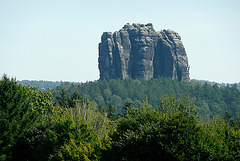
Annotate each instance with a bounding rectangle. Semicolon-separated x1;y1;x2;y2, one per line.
98;23;190;81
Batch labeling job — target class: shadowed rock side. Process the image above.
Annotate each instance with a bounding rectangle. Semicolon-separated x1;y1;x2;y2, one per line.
98;23;190;81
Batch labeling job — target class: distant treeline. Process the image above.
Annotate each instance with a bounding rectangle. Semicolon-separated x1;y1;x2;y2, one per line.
17;80;81;90
51;77;240;120
18;79;240;91
191;79;240;90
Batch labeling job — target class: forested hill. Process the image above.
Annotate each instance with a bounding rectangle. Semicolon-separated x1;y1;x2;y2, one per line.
17;80;80;90
2;75;240;160
51;77;240;119
191;79;240;90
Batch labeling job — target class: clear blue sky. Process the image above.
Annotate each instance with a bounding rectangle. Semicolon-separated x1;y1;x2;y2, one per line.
0;0;239;83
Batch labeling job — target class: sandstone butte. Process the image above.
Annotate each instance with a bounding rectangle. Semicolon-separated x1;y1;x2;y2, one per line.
98;23;190;81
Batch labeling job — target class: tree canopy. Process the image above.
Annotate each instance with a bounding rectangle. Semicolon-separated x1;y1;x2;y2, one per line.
51;77;240;119
1;75;240;160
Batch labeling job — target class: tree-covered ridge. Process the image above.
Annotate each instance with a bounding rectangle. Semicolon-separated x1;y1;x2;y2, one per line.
51;77;240;119
1;75;240;160
17;80;81;90
17;79;240;91
191;79;240;90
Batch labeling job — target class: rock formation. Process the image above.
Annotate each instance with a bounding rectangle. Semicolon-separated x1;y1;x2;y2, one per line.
98;23;190;81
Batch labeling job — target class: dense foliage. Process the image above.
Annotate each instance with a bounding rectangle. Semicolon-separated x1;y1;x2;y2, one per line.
102;96;240;161
1;75;240;160
0;75;111;160
51;77;240;119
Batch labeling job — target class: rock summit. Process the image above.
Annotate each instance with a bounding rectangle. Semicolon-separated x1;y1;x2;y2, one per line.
98;23;190;81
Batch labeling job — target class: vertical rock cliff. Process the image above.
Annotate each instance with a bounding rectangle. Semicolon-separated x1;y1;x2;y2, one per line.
98;23;190;81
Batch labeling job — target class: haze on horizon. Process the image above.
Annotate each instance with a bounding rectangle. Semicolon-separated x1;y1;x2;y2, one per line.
0;0;240;83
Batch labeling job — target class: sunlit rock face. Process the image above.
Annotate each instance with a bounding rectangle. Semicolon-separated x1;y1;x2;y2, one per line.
98;23;190;81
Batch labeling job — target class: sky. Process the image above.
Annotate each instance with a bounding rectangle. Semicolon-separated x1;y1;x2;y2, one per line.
0;0;239;83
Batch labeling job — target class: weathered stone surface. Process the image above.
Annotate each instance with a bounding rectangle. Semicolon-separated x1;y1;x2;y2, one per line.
98;23;190;81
